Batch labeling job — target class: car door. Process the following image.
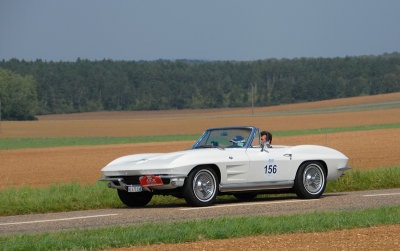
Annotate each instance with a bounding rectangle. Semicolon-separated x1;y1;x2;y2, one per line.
245;146;293;183
221;148;250;184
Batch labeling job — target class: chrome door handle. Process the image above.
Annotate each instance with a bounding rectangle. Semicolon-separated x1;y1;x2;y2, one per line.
283;154;292;160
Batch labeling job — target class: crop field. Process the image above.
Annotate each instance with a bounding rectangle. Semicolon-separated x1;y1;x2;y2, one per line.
0;92;400;188
35;91;400;121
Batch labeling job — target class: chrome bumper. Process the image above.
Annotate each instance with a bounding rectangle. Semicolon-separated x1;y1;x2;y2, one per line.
337;166;352;177
337;166;352;171
99;175;186;191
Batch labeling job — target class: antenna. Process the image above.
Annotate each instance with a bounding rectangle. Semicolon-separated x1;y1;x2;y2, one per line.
0;97;2;133
325;128;327;145
251;83;254;115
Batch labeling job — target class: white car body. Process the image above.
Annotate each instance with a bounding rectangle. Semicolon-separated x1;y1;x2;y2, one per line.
100;126;351;207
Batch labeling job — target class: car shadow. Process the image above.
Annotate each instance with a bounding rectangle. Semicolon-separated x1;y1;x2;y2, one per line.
113;193;347;210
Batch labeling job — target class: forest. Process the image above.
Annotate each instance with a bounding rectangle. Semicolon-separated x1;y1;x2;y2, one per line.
1;52;400;120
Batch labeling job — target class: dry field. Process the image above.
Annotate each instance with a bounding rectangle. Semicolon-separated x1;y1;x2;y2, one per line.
1;108;400;138
37;91;400;121
1;128;400;188
1;92;400;138
113;224;400;251
1;93;400;188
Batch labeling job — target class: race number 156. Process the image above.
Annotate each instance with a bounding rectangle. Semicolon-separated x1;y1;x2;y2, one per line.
265;164;277;175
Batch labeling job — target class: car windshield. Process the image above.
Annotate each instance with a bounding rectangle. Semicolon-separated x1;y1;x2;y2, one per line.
194;128;253;149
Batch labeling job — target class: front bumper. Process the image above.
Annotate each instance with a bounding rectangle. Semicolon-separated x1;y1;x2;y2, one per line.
99;175;186;191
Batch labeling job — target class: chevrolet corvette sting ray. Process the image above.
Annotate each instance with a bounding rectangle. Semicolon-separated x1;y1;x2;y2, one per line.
100;126;351;207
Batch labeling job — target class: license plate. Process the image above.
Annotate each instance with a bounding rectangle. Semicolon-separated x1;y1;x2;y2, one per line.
128;185;143;193
139;175;164;187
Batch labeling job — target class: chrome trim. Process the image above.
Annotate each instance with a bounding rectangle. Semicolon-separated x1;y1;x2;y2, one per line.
192;126;257;149
283;153;292;160
99;177;130;191
337;166;352;171
219;180;294;192
99;175;186;181
99;177;123;182
158;175;187;179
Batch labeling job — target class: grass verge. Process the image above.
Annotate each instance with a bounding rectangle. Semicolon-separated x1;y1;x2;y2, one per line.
1;206;400;250
0;166;399;216
1;123;400;150
326;166;400;192
0;134;201;150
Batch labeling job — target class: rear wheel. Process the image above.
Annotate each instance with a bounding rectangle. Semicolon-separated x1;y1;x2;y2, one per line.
294;161;326;199
117;190;153;207
183;167;218;207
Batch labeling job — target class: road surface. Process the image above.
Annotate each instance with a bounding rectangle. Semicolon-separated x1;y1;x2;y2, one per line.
1;188;400;236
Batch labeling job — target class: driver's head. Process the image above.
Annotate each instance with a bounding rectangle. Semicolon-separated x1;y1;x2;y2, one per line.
261;131;272;145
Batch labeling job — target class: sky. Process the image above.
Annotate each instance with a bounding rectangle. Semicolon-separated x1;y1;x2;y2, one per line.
1;0;400;62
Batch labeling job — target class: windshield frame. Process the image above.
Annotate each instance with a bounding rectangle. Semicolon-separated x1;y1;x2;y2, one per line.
191;126;258;149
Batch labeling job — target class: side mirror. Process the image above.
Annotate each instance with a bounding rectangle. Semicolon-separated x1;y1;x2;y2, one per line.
261;142;271;152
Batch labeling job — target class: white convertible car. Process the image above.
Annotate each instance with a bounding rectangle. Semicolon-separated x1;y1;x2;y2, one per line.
100;126;351;207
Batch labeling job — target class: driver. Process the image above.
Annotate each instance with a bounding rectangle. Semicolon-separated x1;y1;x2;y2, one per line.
261;131;272;148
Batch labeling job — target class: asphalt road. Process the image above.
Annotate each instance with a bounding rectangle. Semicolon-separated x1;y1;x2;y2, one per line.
1;188;400;236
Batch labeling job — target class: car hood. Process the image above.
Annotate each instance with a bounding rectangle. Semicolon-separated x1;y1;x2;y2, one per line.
101;147;240;176
101;150;186;173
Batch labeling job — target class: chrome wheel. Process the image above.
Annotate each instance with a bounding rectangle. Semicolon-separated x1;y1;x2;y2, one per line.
193;170;217;202
183;167;219;206
294;162;326;199
303;164;324;194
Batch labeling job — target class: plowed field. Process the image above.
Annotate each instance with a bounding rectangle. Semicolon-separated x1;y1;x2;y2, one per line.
1;93;400;138
1;93;400;188
1;128;400;188
1;108;400;138
114;224;400;251
37;91;400;121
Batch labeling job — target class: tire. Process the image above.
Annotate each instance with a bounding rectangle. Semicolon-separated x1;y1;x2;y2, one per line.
117;189;153;207
234;192;257;201
294;161;326;199
183;167;218;207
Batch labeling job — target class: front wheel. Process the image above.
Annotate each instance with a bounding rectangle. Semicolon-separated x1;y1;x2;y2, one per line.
183;167;218;207
117;189;153;207
294;162;326;199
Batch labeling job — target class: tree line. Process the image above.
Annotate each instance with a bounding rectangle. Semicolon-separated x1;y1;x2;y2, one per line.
1;53;400;120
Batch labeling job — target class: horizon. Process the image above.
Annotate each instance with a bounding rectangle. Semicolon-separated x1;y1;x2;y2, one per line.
2;51;399;63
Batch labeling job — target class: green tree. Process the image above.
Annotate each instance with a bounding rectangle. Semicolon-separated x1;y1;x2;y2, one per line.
0;68;38;120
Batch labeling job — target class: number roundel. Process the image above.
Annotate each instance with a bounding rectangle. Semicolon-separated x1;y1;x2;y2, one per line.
264;158;278;176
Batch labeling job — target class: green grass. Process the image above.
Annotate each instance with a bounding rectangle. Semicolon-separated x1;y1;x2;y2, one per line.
272;122;400;137
326;166;400;192
0;181;187;216
1;123;400;150
0;182;121;216
1;206;399;250
0;166;399;216
253;99;400;116
0;134;201;150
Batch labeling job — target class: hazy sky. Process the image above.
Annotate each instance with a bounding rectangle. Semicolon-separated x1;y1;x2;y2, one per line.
1;0;400;61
